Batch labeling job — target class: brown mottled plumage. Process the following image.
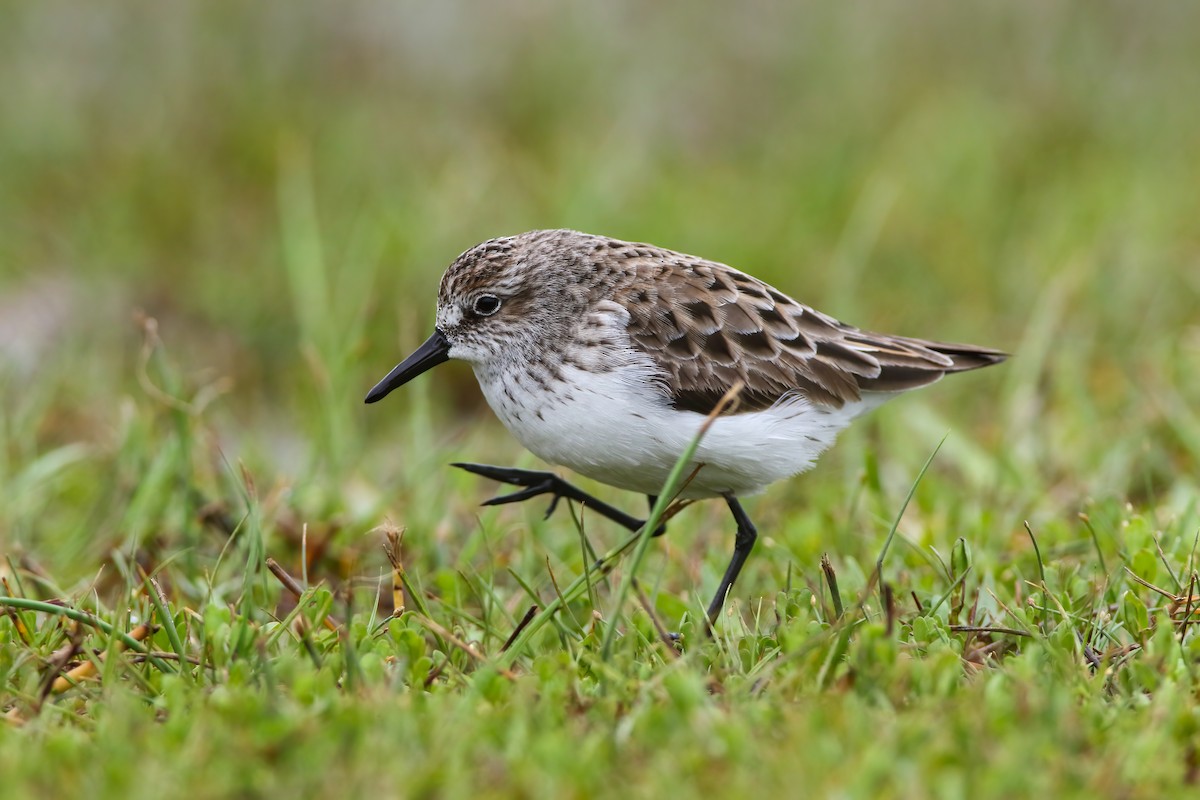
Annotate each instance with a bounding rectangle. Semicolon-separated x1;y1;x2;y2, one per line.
366;229;1007;624
429;230;1003;414
601;243;1006;413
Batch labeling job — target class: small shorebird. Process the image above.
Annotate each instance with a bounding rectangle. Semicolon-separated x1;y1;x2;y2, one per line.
366;230;1006;623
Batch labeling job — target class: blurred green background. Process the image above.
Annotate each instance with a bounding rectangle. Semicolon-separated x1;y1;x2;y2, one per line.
1;1;1197;584
5;6;1200;794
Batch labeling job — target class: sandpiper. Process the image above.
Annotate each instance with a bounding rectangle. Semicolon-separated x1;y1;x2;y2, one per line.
366;230;1006;623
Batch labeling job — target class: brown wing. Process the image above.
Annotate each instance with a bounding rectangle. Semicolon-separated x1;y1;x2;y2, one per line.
614;255;1007;415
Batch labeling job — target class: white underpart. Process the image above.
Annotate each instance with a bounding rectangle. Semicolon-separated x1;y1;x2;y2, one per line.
465;306;891;499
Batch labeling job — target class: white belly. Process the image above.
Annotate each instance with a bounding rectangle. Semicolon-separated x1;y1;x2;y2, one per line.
473;359;883;499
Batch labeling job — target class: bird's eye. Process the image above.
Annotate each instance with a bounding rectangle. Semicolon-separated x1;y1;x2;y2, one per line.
473;294;501;317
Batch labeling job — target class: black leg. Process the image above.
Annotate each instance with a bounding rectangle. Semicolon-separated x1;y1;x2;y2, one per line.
452;463;666;536
705;496;758;624
646;495;667;538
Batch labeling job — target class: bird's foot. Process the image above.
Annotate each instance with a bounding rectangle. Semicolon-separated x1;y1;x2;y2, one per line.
451;462;661;535
451;463;575;519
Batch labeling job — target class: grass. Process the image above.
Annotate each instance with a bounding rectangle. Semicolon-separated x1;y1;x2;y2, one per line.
2;2;1200;797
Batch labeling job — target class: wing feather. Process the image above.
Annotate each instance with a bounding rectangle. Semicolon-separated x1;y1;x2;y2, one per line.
611;251;1006;415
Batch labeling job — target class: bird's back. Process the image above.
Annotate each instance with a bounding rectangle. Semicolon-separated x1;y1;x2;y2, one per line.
588;239;1006;415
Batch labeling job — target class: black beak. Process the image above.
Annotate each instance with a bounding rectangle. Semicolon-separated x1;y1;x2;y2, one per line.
364;329;451;404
